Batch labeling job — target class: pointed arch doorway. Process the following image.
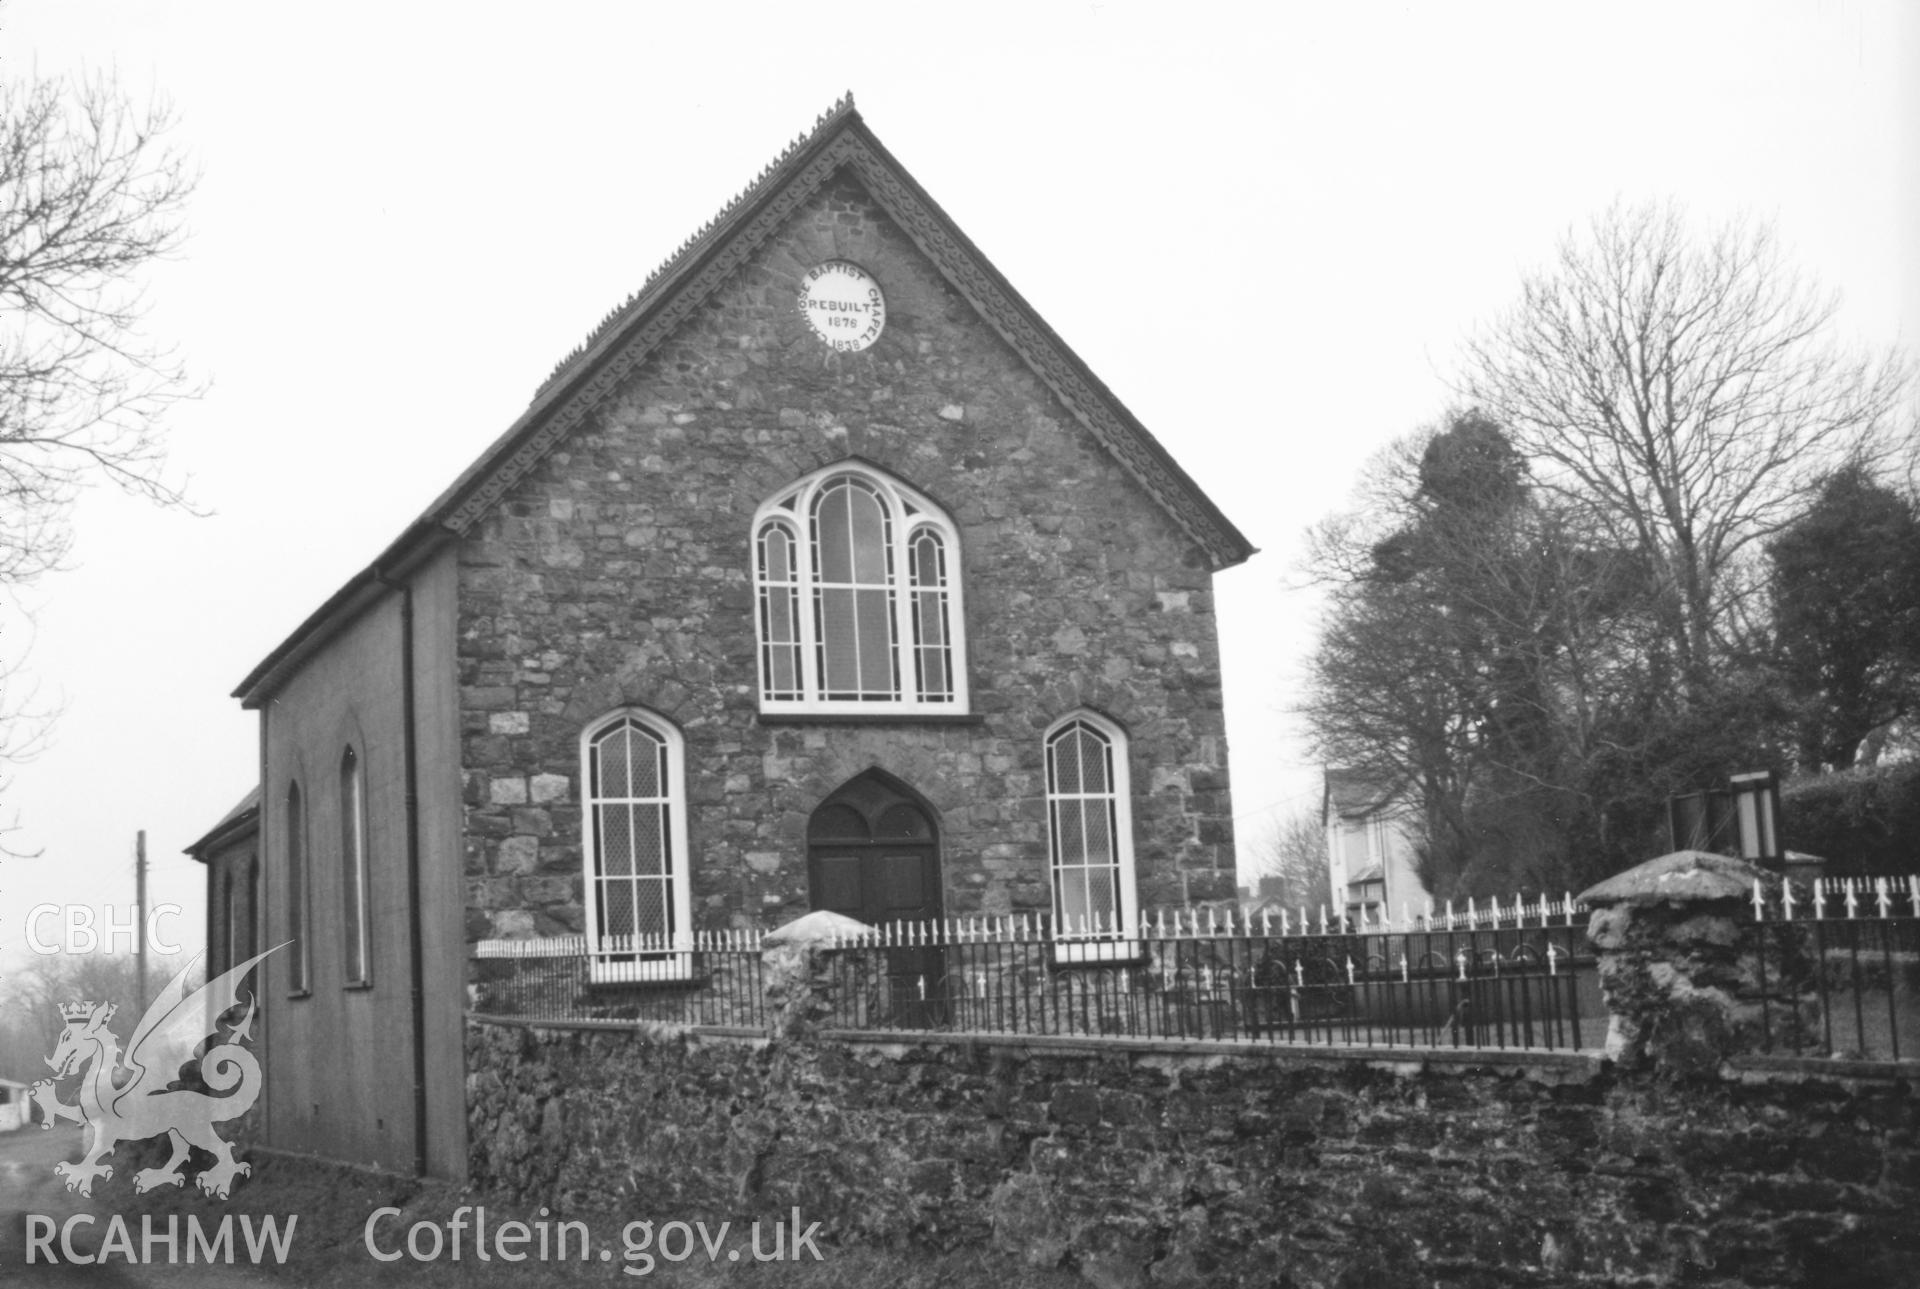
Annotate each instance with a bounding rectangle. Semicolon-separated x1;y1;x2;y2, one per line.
807;771;946;1025
806;771;943;928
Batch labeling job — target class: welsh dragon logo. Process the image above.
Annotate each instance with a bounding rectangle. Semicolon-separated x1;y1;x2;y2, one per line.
30;945;280;1199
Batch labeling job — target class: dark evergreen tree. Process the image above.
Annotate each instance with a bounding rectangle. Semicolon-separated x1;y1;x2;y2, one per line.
1768;465;1920;769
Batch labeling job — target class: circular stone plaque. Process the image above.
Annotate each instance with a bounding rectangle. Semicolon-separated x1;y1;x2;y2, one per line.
797;261;886;352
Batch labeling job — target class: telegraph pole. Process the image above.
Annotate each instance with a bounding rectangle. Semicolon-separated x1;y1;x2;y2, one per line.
135;829;148;1018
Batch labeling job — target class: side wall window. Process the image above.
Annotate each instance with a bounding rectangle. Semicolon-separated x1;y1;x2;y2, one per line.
581;709;691;981
1045;712;1138;940
286;783;310;995
341;747;372;986
752;464;966;714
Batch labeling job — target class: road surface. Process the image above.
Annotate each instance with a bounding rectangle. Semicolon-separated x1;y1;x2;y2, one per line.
0;1124;281;1287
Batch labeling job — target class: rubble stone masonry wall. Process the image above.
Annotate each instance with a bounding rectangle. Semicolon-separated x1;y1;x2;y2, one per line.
466;857;1920;1288
467;1024;1918;1289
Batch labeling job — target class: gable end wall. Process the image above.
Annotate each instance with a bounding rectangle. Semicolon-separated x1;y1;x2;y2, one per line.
457;177;1234;938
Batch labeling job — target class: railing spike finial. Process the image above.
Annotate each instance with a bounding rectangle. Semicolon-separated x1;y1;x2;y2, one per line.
1467;896;1479;930
1844;882;1860;919
1262;907;1273;936
1345;956;1356;986
1752;878;1766;921
1563;892;1574;926
1207;906;1218;936
1782;881;1796;921
1279;907;1291;936
1318;904;1328;935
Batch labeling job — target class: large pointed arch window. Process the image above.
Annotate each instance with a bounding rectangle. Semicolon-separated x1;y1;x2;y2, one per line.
581;709;692;982
752;464;967;714
1045;712;1140;960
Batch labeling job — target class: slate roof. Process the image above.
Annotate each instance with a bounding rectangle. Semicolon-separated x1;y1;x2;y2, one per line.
182;786;262;860
1324;768;1402;818
234;97;1254;707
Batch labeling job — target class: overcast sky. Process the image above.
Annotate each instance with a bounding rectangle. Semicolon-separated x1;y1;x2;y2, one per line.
1;1;1915;969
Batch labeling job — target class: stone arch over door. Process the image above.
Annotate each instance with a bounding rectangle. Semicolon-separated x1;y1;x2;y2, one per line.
806;769;943;928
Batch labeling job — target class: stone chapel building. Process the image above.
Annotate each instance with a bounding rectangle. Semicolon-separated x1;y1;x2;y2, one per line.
192;97;1253;1176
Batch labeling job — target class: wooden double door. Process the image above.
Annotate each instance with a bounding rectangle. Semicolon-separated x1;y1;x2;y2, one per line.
807;772;944;1020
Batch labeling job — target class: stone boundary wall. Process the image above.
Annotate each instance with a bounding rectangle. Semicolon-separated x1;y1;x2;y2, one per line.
466;1020;1918;1289
464;853;1920;1288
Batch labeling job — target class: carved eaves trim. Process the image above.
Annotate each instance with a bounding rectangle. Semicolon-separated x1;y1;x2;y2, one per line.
237;107;1254;706
442;124;1252;570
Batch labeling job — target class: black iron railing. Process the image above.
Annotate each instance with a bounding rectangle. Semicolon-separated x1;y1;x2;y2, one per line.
1746;876;1920;1062
816;906;1600;1053
470;932;767;1031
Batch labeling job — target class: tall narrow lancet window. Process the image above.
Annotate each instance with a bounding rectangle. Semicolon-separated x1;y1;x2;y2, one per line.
756;522;804;701
907;527;952;702
286;783;310;995
752;463;967;714
340;747;372;986
812;476;897;701
581;709;692;982
1045;713;1139;951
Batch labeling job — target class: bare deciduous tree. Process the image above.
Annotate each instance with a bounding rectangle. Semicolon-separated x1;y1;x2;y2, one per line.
1461;204;1911;693
1248;809;1331;912
1303;411;1773;894
0;72;200;585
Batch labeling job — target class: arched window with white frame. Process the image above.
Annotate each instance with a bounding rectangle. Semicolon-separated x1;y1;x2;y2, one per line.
1045;712;1139;960
581;708;692;982
751;464;966;714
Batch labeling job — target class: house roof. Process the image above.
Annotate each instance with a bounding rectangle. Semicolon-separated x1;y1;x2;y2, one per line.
233;96;1255;708
183;786;262;862
1324;768;1402;818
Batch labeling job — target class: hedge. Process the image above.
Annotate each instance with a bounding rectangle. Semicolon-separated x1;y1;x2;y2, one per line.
1781;760;1920;875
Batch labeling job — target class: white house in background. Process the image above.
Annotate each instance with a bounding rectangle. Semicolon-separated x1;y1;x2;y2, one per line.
1323;768;1430;925
0;1074;33;1132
